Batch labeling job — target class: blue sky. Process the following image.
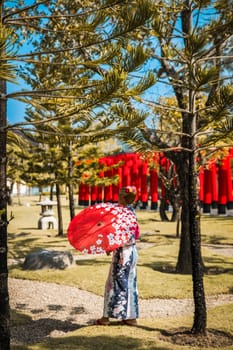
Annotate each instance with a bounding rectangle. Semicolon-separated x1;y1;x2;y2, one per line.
7;82;27;124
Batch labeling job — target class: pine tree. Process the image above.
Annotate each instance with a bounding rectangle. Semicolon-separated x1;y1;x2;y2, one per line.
112;0;233;334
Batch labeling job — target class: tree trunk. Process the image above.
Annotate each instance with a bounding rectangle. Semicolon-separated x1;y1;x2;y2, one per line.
50;184;54;201
68;183;75;220
68;142;75;220
189;149;206;334
159;198;169;221
55;183;63;236
169;197;179;222
175;158;192;274
158;162;180;223
0;79;10;349
176;206;181;238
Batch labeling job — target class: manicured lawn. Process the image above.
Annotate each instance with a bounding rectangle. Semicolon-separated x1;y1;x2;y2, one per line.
7;197;233;349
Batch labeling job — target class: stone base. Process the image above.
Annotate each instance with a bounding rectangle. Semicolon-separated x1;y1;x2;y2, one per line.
38;216;58;230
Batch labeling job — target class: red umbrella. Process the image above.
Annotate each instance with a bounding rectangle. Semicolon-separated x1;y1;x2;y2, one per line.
67;202;139;254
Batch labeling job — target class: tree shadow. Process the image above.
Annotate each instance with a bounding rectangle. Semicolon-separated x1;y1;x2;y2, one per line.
11;309;168;349
139;248;233;275
140;261;177;274
160;327;233;348
13;302;86;317
11;319;233;349
43;335;154;350
8;234;41;261
11;316;83;344
28;331;169;350
75;258;108;266
141;258;233;275
139;218;161;224
8;231;71;262
205;235;231;245
203;256;233;275
205;216;233;221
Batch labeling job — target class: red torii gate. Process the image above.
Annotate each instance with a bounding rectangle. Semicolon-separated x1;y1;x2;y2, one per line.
78;149;233;214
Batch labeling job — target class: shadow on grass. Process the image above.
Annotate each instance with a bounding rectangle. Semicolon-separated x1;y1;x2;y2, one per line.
203;216;233;221
203;235;231;245
8;232;38;240
8;233;41;260
11;317;82;345
14;324;169;350
11;309;168;350
75;258;108;266
160;327;233;348
203;256;233;275
8;231;69;261
140;261;177;274
38;333;167;350
140;256;233;275
11;301;233;349
19;227;41;230
138;218;161;224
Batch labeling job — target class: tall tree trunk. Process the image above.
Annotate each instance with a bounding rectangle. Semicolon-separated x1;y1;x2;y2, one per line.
176;206;181;238
68;141;75;220
68;184;75;220
175;157;192;274
55;183;63;236
50;184;54;201
159;198;169;221
189;143;206;334
0;78;10;349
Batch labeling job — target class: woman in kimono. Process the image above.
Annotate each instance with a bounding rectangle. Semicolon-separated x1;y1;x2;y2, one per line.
96;186;139;326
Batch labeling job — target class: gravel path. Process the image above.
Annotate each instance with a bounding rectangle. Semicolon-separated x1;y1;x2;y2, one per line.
9;278;233;344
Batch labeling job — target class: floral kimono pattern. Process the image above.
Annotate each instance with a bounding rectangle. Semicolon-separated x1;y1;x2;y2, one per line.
103;205;139;320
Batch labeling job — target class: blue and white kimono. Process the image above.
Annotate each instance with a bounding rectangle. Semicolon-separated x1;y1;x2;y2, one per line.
103;206;139;320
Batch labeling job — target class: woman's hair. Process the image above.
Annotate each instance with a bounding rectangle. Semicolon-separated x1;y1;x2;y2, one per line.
119;186;137;204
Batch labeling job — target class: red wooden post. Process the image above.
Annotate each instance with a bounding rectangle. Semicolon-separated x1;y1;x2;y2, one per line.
226;155;233;210
203;168;212;213
199;166;204;208
104;157;113;202
150;168;158;210
97;157;106;203
122;154;132;187
91;186;98;205
83;184;90;206
112;155;121;203
78;183;85;206
140;160;148;209
96;186;103;203
210;162;218;210
218;159;227;214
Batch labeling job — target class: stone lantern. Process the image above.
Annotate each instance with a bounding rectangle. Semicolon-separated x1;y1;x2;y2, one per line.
37;198;58;230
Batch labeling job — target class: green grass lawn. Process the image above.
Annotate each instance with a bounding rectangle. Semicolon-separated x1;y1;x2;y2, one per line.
10;305;233;350
8;201;233;298
7;197;233;349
